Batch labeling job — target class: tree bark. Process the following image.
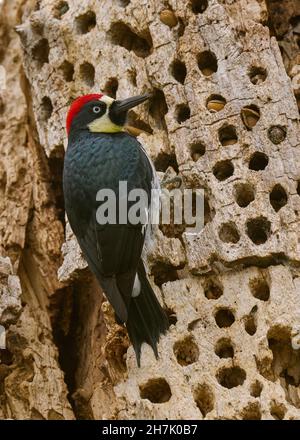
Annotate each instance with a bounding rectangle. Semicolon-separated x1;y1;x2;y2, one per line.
0;0;300;419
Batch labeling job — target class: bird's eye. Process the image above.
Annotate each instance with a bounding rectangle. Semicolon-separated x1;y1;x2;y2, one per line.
93;106;102;114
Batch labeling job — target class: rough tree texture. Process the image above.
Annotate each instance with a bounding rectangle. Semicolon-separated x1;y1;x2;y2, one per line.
0;0;300;420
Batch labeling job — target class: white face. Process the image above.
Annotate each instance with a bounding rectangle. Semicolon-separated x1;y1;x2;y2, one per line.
88;95;124;134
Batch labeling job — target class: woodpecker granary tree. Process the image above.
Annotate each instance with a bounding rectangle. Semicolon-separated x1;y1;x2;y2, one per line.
0;0;300;420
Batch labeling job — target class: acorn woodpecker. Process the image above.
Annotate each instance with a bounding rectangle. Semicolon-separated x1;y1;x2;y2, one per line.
63;93;169;365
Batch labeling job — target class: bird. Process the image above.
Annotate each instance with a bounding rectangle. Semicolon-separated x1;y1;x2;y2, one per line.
63;92;169;366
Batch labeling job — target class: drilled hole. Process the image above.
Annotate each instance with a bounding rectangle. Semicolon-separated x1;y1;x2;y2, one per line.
219;222;240;244
250;381;263;398
268;125;287;144
177;17;185;37
197;50;218;76
249;152;269;170
80;62;95;87
248;66;267;85
203;278;223;300
154;152;178;173
128;69;137;87
171;59;187;84
213;160;234;181
127;111;153;135
176;104;190;123
118;0;130;5
59;60;74;82
270;401;286;420
269;184;288;212
215;308;235;328
249;277;270;301
139;378;171;403
244;306;257;336
193;384;214;418
149;88;168;130
54;1;69;19
191;0;208;14
246;217;271;245
31;38;49;67
40;96;53;121
0;97;5;114
217;366;246;389
241;104;260;129
190;142;205;161
103;78;118;99
204;194;215;225
206;94;226;113
266;325;300;398
151;262;180;286
75;11;96;34
110;22;153;58
297;181;300;196
166;308;177;326
218;125;237;146
0;349;13;365
234;183;255;207
241;402;261;420
173;335;199;366
245;317;257;336
215;338;234;359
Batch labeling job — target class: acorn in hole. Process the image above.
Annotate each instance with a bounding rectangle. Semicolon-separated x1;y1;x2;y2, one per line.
159;9;178;27
125;126;146;136
207;95;226;113
241;105;260;129
219;125;238;146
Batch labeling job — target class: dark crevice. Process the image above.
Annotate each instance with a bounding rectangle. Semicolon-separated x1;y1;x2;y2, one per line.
103;77;118;99
60;60;74;82
171;59;187;84
31;38;49;67
54;1;69;19
151;261;183;286
176;103;190;124
154;152;178;173
80;62;95;87
110;22;153;58
149;88;168;131
139;378;172;403
48;145;65;228
246;217;271;245
75;11;96;34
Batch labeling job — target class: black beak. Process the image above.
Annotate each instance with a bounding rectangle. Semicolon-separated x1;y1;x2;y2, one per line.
112;93;151;115
109;93;151;127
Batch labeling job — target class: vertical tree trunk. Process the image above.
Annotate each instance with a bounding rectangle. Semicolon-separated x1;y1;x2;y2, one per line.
0;0;300;419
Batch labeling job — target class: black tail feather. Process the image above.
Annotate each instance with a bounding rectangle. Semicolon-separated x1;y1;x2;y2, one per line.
126;262;169;366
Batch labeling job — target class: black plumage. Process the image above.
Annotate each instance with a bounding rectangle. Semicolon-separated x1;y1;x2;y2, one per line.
63;124;169;365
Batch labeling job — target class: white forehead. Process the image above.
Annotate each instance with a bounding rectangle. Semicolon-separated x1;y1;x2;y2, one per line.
99;95;115;106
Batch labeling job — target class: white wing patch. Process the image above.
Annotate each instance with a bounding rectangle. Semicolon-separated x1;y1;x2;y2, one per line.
132;274;141;297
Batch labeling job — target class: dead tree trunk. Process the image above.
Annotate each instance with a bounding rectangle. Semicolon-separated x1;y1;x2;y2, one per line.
0;0;300;420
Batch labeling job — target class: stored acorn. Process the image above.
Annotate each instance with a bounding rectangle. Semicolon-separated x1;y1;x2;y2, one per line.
207;97;226;112
221;138;237;146
268;125;287;144
201;67;214;76
241;106;260;129
125;125;146;137
159;9;178;28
